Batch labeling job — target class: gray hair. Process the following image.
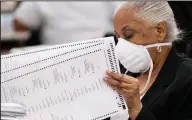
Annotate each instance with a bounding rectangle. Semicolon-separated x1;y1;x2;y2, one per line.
114;1;182;42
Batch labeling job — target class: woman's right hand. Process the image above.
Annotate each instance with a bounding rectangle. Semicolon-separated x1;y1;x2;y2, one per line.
104;70;142;120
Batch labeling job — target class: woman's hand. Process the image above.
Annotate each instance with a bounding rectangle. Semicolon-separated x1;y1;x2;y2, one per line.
104;70;142;120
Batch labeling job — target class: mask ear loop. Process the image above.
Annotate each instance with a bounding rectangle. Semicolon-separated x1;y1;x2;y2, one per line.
139;59;153;94
124;69;129;76
123;59;153;94
140;43;171;93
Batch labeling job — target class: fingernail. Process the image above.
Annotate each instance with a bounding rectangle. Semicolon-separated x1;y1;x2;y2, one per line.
103;77;108;81
106;70;111;74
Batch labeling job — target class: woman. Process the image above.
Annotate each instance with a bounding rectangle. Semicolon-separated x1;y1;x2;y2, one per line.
104;2;192;120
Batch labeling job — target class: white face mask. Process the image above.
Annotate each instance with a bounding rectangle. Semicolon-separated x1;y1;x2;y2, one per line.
115;38;172;93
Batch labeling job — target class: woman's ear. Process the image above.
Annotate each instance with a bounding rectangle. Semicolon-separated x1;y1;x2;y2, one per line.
155;22;167;42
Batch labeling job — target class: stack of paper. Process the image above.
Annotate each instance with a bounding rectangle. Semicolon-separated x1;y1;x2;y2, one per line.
1;103;27;120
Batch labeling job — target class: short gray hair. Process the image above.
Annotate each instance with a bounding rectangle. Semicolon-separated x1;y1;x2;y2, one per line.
114;1;182;42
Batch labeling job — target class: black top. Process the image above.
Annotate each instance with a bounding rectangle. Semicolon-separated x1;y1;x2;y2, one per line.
135;42;192;120
106;42;192;120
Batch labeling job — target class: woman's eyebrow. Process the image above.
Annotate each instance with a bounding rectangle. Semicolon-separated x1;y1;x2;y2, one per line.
122;25;131;32
122;26;138;33
121;25;138;32
121;20;143;32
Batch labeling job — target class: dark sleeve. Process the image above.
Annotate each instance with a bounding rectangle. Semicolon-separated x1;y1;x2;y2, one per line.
126;106;156;120
133;61;192;120
175;76;192;120
179;102;192;120
134;76;192;120
135;107;156;120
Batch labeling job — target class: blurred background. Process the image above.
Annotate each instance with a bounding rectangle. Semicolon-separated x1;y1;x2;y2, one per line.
1;1;192;57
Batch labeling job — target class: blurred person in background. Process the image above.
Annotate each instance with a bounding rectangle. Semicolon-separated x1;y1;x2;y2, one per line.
13;1;122;45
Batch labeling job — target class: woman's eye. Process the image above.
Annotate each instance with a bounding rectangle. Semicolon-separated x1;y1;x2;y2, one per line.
124;30;134;40
124;35;133;40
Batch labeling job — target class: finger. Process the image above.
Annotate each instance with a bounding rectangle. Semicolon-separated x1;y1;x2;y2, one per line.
109;85;131;97
104;77;130;88
110;74;134;84
113;87;134;97
122;75;138;83
108;83;140;99
106;70;136;84
121;89;141;99
120;74;134;84
106;70;122;80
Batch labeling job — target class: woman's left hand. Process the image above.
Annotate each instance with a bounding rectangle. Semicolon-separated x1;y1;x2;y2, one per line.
104;70;142;120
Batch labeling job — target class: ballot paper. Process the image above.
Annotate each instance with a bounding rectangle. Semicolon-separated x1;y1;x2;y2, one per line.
1;37;127;120
1;38;104;73
1;39;107;82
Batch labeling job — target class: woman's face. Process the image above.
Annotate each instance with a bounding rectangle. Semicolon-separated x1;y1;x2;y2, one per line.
114;9;167;62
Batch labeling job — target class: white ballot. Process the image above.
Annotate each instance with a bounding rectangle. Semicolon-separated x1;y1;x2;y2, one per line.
1;38;103;73
1;37;127;120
